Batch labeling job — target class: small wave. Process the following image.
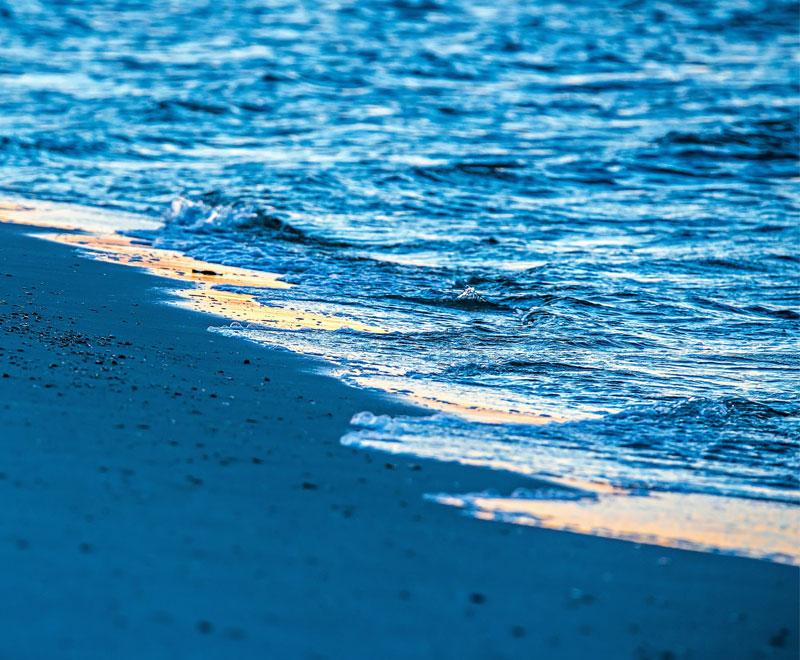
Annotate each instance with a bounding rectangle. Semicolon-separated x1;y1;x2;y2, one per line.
613;397;796;425
437;359;598;380
163;195;306;240
156;99;229;116
745;306;800;321
454;286;496;307
343;395;800;504
660;118;798;150
697;257;760;272
383;287;510;312
411;160;526;184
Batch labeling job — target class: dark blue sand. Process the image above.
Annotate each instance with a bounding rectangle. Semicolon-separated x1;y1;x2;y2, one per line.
1;2;798;511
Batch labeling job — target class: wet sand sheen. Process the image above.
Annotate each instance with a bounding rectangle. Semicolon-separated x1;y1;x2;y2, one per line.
433;490;799;565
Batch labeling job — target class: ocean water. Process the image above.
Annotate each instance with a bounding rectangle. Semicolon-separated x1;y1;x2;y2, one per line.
1;1;798;553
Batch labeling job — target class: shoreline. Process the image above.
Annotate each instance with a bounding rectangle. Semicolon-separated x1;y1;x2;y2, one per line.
0;221;797;658
4;197;797;565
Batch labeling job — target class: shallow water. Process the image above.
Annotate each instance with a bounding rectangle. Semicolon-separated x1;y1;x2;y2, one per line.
1;1;798;557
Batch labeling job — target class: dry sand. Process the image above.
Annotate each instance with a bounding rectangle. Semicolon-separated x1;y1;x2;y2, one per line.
0;222;797;659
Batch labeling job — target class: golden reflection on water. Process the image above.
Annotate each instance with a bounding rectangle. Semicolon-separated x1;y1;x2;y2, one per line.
434;490;800;564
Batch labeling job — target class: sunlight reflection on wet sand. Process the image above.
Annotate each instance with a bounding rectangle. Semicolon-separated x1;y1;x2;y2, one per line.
0;198;161;233
352;375;568;424
46;232;292;288
39;232;386;333
432;490;800;564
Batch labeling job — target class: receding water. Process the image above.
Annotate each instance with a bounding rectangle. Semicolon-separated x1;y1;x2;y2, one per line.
1;0;798;557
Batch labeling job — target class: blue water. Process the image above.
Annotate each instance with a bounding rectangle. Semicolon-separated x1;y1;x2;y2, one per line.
1;1;798;505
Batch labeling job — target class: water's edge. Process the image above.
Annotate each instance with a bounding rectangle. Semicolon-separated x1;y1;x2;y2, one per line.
2;197;796;565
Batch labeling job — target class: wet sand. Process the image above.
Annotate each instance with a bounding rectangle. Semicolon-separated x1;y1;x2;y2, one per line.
0;222;797;659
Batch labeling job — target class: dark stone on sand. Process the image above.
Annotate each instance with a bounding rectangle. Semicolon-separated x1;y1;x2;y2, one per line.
770;628;790;648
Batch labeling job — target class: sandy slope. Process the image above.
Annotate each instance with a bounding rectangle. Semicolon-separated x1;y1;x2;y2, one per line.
0;223;796;659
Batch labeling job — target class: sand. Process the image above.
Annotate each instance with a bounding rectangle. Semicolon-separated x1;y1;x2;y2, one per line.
0;222;797;659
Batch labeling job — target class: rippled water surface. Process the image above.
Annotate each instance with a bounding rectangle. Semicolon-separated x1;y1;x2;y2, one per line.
1;1;798;543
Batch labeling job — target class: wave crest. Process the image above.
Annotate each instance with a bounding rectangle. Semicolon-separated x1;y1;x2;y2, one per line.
164;195;305;240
